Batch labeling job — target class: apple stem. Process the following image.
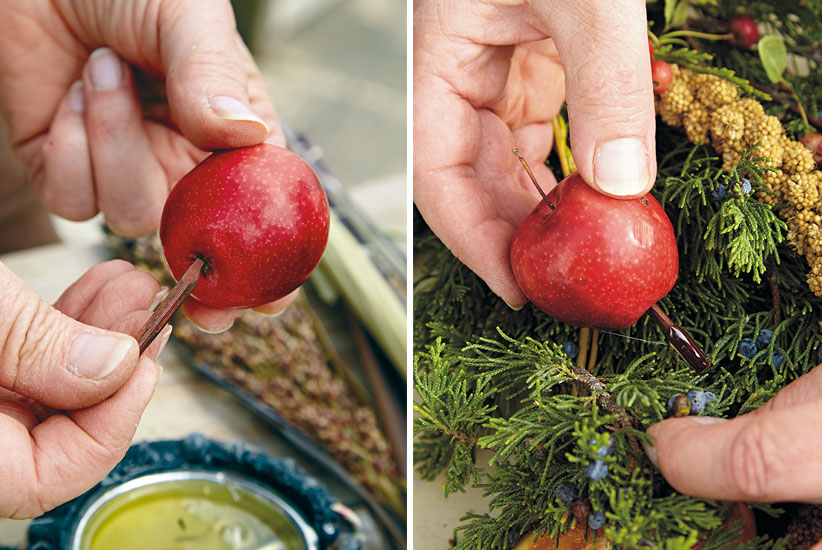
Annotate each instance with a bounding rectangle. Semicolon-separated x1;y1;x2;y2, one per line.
513;148;555;210
136;258;204;354
648;303;712;373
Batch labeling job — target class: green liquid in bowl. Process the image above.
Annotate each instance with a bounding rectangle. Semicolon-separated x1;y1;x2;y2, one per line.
77;473;314;550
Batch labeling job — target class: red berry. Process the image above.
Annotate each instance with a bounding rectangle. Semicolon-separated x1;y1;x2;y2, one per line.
729;15;759;48
651;60;673;94
800;132;822;165
648;38;654;59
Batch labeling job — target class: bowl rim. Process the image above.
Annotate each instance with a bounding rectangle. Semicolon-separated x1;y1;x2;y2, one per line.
68;468;320;550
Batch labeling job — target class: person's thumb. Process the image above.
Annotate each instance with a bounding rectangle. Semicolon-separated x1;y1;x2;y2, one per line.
159;0;270;150
646;399;822;502
0;263;138;410
538;0;656;197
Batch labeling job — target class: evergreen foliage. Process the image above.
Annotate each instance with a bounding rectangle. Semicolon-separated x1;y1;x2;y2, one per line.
414;1;822;548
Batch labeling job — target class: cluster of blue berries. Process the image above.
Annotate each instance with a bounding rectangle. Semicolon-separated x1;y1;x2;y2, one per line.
554;482;607;530
667;390;717;416
738;328;784;367
711;178;752;201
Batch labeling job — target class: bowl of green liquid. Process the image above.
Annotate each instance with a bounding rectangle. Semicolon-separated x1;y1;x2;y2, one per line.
70;470;319;550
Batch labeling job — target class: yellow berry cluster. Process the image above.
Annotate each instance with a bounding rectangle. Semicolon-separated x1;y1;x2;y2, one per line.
656;65;822;295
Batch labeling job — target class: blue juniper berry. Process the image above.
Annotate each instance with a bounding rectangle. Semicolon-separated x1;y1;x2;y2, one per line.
555;482;578;504
585;460;608;481
739;338;757;358
756;328;773;349
686;390;708;414
588;510;607;530
562;341;579;360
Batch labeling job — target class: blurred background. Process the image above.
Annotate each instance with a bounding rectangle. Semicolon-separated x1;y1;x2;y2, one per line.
0;0;406;548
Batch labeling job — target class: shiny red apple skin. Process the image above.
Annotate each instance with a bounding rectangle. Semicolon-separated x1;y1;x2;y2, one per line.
510;172;678;330
160;144;330;309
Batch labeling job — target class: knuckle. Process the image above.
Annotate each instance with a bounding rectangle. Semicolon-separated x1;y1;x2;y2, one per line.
40;184;97;221
727;421;772;500
0;297;60;394
568;70;651;122
101;270;159;314
104;205;162;238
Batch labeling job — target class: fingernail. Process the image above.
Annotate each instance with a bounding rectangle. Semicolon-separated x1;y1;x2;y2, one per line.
688;416;728;425
255;308;286;318
156;325;173;357
209;96;269;132
504;299;525;311
149;287;170;312
89;47;123;91
193;319;235;334
67;80;85;112
69;332;136;380
594;138;650;196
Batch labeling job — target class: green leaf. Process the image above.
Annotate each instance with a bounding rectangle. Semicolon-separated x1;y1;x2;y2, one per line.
671;1;689;28
758;35;787;84
664;0;677;27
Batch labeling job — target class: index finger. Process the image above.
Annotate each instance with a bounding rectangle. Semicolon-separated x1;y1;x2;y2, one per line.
647;397;822;502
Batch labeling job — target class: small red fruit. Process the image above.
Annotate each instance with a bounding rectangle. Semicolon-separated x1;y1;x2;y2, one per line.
160;144;330;309
651;60;673;94
648;38;655;59
510;172;679;330
729;15;759;48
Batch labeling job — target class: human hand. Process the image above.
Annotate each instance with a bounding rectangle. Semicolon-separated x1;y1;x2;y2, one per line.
413;0;656;308
0;260;168;518
0;0;296;330
646;366;822;502
0;0;280;237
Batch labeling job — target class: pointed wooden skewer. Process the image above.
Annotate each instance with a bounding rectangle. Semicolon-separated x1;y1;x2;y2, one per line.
136;258;204;354
647;304;711;373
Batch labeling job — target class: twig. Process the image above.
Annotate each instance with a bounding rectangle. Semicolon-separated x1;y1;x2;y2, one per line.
567;363;641;455
346;305;407;477
751;81;822;130
769;265;782;326
588;328;599;371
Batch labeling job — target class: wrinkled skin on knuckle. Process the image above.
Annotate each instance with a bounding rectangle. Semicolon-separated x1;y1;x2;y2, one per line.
566;69;651;124
11;300;64;398
727;421;772;501
0;291;42;392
